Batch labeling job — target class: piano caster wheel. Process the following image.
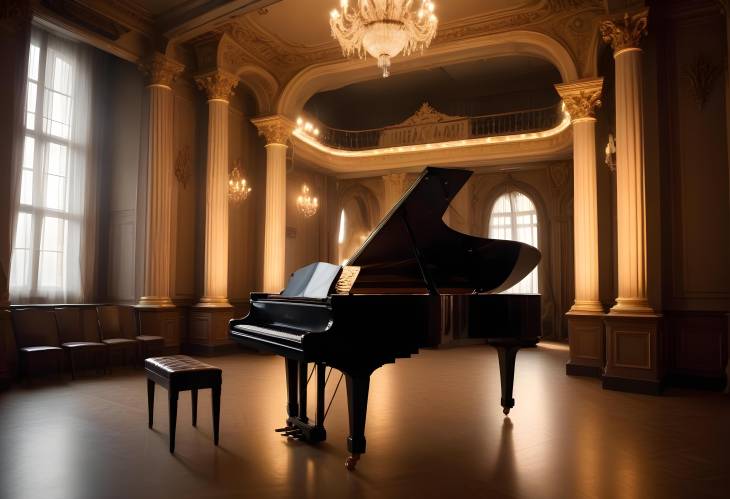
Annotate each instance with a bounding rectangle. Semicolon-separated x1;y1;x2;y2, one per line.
345;454;360;471
503;407;511;415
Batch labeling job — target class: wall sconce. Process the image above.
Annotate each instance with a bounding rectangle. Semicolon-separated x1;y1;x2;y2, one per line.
296;184;319;217
228;159;252;203
604;133;616;172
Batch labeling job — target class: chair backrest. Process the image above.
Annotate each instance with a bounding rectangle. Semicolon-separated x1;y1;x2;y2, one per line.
54;307;82;344
80;307;101;342
118;306;138;338
11;308;61;348
97;305;134;340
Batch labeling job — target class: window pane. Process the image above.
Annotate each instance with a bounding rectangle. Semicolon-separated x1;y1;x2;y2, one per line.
49;54;73;95
40;216;66;252
14;212;33;249
45;174;66;211
26;81;37;113
44;90;72;139
38;250;63;288
22;136;35;170
28;44;40;80
47;142;67;176
20;169;33;205
26;112;35;131
10;213;33;289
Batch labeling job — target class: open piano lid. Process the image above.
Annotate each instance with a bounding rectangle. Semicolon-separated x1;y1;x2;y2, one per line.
346;167;541;295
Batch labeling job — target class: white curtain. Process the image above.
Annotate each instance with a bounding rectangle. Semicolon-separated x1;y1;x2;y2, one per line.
10;28;98;304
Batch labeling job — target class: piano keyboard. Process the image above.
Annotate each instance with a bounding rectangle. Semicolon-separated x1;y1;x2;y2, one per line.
233;324;305;344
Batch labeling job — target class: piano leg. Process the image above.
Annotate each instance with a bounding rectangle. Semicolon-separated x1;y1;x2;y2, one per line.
298;361;308;423
493;343;520;415
284;359;299;418
344;371;371;471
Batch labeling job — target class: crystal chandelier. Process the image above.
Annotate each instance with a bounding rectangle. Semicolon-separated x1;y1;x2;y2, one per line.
228;159;252;203
296;184;319;217
330;0;438;78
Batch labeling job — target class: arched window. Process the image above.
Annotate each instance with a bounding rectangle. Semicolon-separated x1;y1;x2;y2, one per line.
488;191;539;294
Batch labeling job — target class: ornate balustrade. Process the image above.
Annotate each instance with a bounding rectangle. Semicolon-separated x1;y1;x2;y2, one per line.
302;102;563;152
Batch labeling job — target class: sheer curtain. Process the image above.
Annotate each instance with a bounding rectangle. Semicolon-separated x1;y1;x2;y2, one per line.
10;28;98;304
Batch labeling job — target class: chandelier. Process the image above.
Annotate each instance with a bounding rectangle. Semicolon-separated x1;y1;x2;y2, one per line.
296;184;319;217
228;159;252;203
330;0;438;78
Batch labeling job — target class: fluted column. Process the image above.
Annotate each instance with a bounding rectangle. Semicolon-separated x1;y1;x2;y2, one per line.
194;70;239;307
555;78;604;314
601;9;653;315
252;116;295;293
137;53;183;307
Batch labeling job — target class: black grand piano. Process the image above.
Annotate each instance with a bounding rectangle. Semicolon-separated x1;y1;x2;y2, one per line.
229;167;541;470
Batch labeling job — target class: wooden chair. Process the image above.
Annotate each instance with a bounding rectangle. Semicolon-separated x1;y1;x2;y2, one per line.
96;305;138;368
119;306;165;361
11;308;64;380
54;307;107;378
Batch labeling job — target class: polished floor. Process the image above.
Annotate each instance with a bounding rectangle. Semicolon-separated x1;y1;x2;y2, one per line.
1;343;728;499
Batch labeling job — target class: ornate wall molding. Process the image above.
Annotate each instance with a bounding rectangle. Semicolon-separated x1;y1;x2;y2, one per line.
599;8;649;54
194;69;239;101
554;77;603;120
683;55;722;110
139;52;184;87
251;115;295;145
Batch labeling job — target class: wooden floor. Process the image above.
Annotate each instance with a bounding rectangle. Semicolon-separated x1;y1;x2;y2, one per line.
0;343;728;499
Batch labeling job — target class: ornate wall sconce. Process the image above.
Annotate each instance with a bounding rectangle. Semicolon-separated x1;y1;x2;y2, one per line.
296;184;319;217
228;159;252;203
604;133;616;172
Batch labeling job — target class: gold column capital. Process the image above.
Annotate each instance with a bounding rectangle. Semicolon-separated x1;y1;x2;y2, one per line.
555;78;604;121
251;115;296;146
139;52;184;88
194;69;239;101
600;8;649;55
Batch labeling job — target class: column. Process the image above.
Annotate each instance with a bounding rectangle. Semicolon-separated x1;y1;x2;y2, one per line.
137;53;184;307
601;10;652;315
555;78;605;377
252;115;295;293
600;9;662;393
194;70;239;307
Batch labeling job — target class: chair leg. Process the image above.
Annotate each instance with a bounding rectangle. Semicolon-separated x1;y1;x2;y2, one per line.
212;383;221;446
68;352;76;381
147;379;155;428
57;353;64;380
169;389;178;453
191;388;198;427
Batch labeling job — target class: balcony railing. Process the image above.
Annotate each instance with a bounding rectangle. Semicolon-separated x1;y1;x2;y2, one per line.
307;103;564;152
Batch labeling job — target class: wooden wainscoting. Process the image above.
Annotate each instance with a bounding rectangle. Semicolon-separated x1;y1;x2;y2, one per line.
665;311;728;388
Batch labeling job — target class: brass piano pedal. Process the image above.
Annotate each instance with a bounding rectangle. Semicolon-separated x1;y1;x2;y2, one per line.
275;426;295;433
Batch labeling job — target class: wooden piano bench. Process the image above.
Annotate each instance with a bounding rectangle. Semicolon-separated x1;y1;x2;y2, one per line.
144;355;222;453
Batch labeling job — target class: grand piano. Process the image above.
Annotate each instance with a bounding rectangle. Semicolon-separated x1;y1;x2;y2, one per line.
229;166;541;470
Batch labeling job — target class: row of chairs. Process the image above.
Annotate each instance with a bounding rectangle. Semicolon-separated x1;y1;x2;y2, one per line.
11;305;165;380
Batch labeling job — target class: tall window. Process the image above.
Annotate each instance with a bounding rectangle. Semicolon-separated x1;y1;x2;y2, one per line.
10;30;91;303
489;191;539;294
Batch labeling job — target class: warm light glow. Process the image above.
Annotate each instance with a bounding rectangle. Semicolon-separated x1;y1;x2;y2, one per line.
338;209;346;244
292;108;572;158
296;184;319;217
228;159;252;202
329;0;438;78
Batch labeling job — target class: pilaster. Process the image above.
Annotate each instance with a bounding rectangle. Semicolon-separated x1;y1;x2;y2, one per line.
252;115;295;293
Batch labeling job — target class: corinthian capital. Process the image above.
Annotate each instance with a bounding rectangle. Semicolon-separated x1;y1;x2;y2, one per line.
600;8;649;54
251;115;295;145
554;78;603;121
139;52;184;87
194;70;239;101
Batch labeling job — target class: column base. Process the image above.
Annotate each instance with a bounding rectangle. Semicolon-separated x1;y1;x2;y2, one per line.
566;311;605;378
137;297;175;308
603;312;664;394
188;306;235;356
195;297;232;308
610;297;654;315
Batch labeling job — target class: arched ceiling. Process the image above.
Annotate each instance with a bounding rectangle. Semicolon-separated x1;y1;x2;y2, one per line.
303;55;561;131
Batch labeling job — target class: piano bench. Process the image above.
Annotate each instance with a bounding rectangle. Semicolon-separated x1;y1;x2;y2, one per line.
144;355;222;453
